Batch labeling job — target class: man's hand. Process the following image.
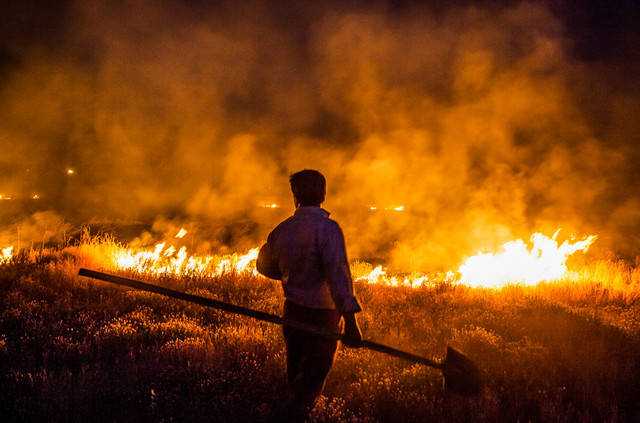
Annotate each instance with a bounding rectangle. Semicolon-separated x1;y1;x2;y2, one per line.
342;313;362;348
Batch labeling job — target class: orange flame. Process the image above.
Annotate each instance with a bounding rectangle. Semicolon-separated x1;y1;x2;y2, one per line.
112;237;259;278
0;225;597;292
354;264;437;288
106;229;596;289
1;246;13;264
458;231;597;288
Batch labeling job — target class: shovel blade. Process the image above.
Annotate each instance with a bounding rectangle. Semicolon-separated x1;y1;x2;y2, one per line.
441;346;482;396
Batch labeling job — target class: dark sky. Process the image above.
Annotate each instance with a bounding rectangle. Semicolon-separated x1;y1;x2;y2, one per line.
1;1;639;63
0;0;639;268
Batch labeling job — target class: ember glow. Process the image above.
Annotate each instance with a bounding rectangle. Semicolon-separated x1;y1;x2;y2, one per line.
458;231;597;288
369;206;405;211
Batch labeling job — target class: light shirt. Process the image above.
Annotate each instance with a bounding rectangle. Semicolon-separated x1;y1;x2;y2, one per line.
257;206;361;313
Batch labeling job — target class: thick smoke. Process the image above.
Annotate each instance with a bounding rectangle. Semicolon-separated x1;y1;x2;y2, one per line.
1;0;638;270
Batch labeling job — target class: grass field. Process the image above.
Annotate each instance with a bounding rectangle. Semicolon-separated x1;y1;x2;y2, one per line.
1;238;640;422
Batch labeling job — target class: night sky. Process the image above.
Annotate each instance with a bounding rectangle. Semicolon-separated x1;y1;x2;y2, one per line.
0;0;639;269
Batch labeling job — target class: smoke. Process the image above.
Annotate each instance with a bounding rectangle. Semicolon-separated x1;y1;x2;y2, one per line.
1;0;638;270
0;210;73;251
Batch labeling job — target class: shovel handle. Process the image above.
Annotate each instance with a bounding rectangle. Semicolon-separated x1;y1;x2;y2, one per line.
361;340;441;368
78;268;342;339
78;268;441;369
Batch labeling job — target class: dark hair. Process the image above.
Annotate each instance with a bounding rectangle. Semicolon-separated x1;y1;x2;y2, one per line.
289;169;326;206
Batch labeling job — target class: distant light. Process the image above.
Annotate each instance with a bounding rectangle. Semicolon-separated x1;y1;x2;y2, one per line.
260;202;278;208
32;194;40;200
370;206;405;211
0;194;11;200
67;169;74;174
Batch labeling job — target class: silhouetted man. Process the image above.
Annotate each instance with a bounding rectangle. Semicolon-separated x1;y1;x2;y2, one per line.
257;169;362;422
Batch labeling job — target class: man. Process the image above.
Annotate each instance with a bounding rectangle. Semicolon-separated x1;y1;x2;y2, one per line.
256;169;362;422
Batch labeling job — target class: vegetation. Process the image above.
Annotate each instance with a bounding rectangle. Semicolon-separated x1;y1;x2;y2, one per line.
1;241;640;422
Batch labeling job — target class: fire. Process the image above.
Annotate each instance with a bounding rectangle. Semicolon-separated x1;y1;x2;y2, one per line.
0;246;13;264
6;224;589;291
361;265;386;282
458;231;597;288
354;264;435;288
215;248;259;275
111;230;260;277
105;229;597;290
107;228;428;287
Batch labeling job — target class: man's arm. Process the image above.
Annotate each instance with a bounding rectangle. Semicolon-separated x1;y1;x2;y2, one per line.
320;220;363;347
256;242;282;280
321;221;362;312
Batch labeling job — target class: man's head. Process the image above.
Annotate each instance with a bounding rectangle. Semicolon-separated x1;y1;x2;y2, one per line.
290;169;326;207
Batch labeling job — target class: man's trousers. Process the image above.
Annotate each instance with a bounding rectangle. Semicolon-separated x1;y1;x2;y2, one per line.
282;299;341;420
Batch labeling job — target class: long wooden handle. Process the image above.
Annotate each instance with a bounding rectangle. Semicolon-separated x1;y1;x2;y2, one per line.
361;340;440;368
78;268;440;368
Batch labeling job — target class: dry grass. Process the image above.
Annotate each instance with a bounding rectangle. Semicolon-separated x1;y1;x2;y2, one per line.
1;241;639;422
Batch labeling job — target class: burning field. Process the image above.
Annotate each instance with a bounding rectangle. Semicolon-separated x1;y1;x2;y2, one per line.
1;0;640;421
1;225;640;422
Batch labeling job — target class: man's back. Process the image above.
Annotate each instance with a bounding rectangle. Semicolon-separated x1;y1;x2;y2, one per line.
259;206;359;313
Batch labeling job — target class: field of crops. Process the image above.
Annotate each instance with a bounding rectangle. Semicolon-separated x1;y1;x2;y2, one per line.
1;237;640;422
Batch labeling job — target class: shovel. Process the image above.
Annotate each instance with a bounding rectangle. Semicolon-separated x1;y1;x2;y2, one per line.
78;268;482;396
